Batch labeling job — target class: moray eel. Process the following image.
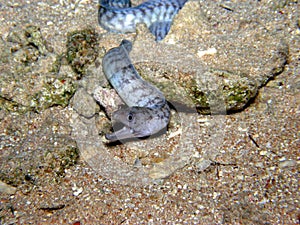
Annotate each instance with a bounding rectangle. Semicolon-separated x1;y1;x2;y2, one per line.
98;0;188;41
102;40;170;141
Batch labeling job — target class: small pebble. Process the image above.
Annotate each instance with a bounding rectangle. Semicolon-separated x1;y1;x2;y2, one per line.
0;181;17;195
72;185;83;196
278;159;297;168
197;48;217;58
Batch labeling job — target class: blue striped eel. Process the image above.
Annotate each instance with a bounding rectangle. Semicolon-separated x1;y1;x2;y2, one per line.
98;0;188;41
102;40;170;141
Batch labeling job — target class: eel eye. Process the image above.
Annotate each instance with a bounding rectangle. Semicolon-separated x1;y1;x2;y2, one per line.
127;113;133;122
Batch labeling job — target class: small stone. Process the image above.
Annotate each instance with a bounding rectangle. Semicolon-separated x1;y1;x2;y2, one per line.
197;48;217;58
72;185;83;196
71;88;97;118
195;159;212;172
93;86;124;116
133;158;142;168
278;159;297;168
260;150;269;156
0;181;17;195
255;162;264;168
197;204;205;210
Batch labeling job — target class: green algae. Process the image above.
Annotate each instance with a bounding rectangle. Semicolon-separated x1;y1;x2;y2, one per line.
0;25;90;114
0;144;79;187
66;28;100;77
137;64;258;114
269;0;298;11
31;77;77;113
0;96;31;114
212;69;258;112
44;146;79;177
7;25;52;66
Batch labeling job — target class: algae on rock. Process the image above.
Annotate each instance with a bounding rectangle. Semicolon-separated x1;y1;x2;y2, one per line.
7;25;52;65
0;25;78;114
66;28;101;77
136;63;258;114
30;76;77;112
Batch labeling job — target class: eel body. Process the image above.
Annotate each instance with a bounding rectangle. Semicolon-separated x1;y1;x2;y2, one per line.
98;0;188;41
102;40;170;141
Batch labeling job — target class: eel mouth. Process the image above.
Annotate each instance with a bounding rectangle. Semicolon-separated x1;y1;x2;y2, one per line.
105;126;136;142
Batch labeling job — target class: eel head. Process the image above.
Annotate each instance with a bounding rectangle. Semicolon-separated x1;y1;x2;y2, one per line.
105;106;170;142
